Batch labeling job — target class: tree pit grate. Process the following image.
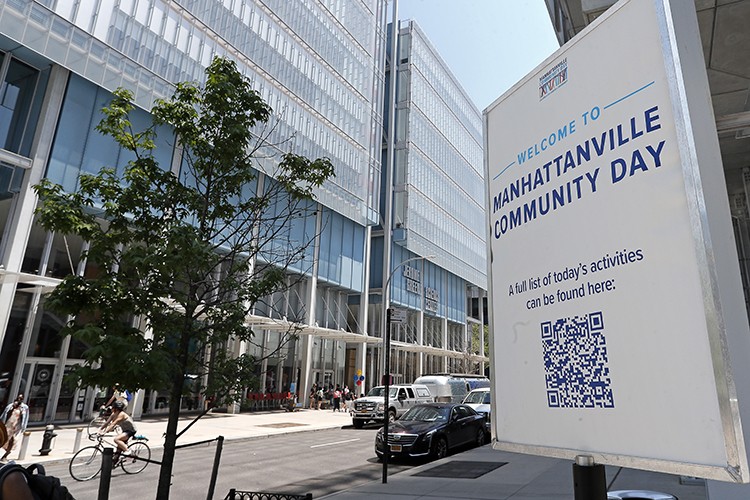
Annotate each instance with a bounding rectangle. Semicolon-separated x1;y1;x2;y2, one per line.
413;460;507;479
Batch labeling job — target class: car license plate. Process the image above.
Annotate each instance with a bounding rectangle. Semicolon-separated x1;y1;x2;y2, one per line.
389;444;402;452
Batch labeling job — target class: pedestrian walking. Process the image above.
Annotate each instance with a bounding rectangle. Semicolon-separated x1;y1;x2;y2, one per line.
309;384;317;410
332;385;341;412
342;385;350;411
0;394;29;461
316;386;325;410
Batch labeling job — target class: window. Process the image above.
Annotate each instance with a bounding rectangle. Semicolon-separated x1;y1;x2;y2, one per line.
0;58;39;154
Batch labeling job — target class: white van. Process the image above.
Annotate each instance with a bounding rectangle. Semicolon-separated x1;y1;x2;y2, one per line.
351;384;432;428
413;374;490;403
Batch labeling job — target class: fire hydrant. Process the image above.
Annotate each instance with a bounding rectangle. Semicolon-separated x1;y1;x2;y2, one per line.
39;424;57;456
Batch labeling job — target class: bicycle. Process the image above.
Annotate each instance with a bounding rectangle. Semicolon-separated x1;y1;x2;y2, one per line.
69;433;151;481
87;406;119;438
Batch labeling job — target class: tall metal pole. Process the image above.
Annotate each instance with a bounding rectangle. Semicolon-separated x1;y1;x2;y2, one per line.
381;0;399;483
382;306;392;484
206;435;224;500
380;256;433;484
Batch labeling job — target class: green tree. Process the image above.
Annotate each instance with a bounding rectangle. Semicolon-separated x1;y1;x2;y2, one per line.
33;57;333;499
457;323;490;374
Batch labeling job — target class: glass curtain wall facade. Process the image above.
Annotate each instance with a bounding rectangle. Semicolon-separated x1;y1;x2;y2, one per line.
0;2;491;423
368;20;488;388
0;0;387;424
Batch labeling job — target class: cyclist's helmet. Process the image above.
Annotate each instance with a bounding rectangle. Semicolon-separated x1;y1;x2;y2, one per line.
112;400;125;410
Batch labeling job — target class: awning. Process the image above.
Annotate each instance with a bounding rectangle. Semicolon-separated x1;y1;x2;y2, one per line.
245;314;381;344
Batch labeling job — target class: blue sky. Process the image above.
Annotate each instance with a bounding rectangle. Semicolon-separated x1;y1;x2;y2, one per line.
396;0;561;111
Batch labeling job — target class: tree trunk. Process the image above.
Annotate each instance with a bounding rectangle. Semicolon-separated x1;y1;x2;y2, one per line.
155;374;185;500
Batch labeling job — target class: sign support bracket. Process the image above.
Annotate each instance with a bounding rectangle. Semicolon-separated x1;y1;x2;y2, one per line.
573;455;606;500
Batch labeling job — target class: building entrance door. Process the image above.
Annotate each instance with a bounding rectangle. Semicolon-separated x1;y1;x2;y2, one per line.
20;361;56;423
53;365;83;422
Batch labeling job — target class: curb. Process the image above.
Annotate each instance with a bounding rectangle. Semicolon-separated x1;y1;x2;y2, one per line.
15;420;350;468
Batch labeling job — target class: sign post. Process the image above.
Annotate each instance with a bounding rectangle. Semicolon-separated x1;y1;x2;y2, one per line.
484;0;750;485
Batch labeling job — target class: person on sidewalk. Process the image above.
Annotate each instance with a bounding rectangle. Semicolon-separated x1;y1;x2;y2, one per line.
342;385;350;412
0;394;29;461
99;401;137;459
309;384;317;410
332;386;341;412
316;387;325;410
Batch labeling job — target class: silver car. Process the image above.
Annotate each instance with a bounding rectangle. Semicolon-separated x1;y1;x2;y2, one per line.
462;387;491;441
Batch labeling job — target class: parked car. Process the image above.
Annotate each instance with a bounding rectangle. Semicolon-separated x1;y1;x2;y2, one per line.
462;387;491;419
462;387;491;442
413;374;490;403
352;384;432;428
375;403;487;461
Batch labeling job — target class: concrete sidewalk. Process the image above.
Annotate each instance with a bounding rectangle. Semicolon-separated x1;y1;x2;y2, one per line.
7;408;708;500
7;406;353;466
319;445;708;500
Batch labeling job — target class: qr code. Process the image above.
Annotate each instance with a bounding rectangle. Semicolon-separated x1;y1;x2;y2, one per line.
541;311;614;409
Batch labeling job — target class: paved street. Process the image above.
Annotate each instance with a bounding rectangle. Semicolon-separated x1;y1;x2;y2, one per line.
41;427;416;499
3;408;710;500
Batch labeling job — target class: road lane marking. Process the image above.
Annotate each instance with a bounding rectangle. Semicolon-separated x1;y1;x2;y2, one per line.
310;438;360;449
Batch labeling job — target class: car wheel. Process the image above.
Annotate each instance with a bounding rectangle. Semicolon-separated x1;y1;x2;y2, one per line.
432;437;448;460
353;420;364;429
475;428;485;447
388;410;396;423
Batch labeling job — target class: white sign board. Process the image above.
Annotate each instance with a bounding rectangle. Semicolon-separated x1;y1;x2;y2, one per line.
390;307;407;324
484;0;750;482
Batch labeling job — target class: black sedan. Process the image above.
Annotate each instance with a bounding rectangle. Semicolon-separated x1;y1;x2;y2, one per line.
375;403;487;460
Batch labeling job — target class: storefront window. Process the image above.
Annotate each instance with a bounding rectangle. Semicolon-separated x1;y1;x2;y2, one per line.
0;58;39;154
46;232;84;278
26;295;66;358
0;197;14;268
21;216;48;275
0;290;34;406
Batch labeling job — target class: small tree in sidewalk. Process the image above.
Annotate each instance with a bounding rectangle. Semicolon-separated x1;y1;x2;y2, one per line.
33;56;333;500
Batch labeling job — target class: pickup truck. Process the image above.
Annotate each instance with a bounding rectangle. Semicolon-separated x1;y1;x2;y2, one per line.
351;384;432;428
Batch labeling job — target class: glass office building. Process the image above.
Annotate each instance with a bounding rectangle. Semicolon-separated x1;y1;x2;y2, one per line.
0;1;487;425
367;20;488;386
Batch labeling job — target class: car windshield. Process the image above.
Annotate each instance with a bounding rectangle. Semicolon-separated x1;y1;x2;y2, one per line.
366;387;386;397
365;386;400;398
400;406;449;422
464;391;490;404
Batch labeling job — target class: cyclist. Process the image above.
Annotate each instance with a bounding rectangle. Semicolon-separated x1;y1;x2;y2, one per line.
103;383;129;411
99;401;137;457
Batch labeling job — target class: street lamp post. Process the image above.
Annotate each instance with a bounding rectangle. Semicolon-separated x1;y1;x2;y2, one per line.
382;254;434;483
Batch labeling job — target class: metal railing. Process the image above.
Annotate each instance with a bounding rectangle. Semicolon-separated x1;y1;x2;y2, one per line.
224;490;312;500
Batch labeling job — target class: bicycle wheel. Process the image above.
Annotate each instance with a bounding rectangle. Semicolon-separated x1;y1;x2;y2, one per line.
87;416;107;437
69;446;103;481
121;441;150;474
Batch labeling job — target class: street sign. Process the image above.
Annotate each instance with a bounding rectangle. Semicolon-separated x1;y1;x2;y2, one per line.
390;308;407;324
484;0;750;483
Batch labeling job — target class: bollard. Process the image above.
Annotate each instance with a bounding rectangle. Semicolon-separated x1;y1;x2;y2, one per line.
73;428;84;453
39;424;57;456
18;431;31;460
206;436;224;500
573;455;607;500
98;447;113;500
